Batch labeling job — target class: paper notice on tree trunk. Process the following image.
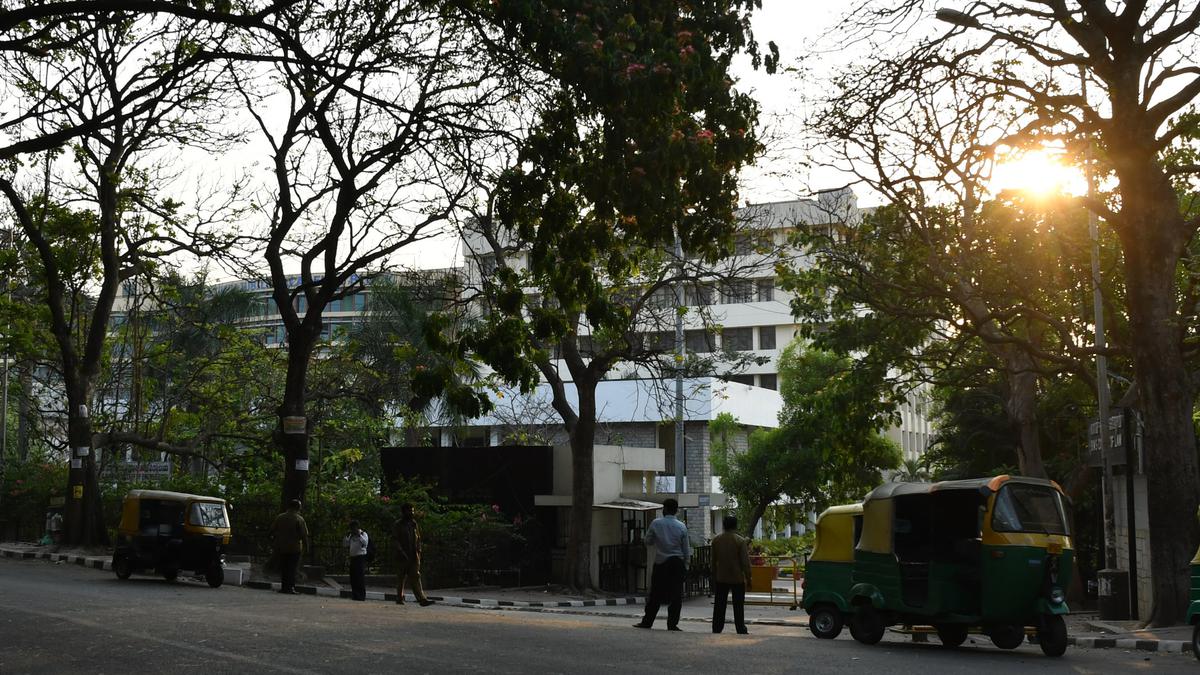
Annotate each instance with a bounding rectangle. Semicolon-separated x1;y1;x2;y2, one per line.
295;459;310;471
74;446;89;457
70;459;82;469
282;416;306;434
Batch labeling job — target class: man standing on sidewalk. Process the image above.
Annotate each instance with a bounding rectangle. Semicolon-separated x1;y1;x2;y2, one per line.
393;503;434;607
272;499;309;594
344;520;369;601
634;498;690;631
710;514;751;634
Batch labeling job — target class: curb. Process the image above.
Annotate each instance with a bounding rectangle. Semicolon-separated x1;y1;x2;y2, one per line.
1;546;113;571
1069;635;1192;654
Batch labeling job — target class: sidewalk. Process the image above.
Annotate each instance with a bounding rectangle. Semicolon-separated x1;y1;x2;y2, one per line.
2;541;1193;655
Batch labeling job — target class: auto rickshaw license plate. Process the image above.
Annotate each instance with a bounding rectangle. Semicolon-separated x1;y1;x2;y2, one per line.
1047;542;1063;555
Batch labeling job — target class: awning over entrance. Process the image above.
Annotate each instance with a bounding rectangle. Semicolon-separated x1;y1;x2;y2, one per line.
594;499;662;511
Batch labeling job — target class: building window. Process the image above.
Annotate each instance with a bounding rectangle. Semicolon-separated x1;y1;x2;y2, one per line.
758;374;777;390
724;374;755;386
722;327;753;351
721;280;754;304
686;330;715;353
758;326;776;350
756;278;775;302
685;283;713;306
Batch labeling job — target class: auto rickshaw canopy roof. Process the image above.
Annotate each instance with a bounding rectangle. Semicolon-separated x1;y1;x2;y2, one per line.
857;475;1066;554
123;489;227;504
810;503;863;563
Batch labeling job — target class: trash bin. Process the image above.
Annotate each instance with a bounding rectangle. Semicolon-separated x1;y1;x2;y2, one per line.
1097;568;1130;620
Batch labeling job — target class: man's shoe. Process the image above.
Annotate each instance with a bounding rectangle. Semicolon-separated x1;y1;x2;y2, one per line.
288;589;300;595
395;599;406;605
736;629;749;635
632;622;652;629
418;599;435;607
667;626;682;632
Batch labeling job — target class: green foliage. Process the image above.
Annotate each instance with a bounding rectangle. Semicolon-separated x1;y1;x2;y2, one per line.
1;450;69;539
718;340;901;533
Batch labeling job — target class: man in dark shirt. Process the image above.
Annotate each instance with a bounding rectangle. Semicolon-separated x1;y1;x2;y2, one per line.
393;503;433;606
272;499;309;594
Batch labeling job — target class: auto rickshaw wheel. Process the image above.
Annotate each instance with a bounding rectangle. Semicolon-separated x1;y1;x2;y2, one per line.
988;625;1025;650
113;556;132;580
1191;623;1199;662
849;606;885;645
1037;614;1068;657
162;568;178;582
808;605;844;639
935;624;968;648
205;564;224;588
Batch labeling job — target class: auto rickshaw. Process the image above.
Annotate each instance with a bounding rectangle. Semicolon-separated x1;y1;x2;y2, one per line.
111;490;231;588
802;503;863;639
1186;506;1200;661
847;475;1072;657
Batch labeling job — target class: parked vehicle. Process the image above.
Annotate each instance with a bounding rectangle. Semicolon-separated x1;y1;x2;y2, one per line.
1187;507;1200;661
111;490;230;588
847;475;1073;657
802;503;863;639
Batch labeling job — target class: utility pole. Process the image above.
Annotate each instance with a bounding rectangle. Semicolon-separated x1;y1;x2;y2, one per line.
1082;69;1117;573
673;228;686;497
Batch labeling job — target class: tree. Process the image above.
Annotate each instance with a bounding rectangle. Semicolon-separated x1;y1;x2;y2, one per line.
785;195;1120;480
446;0;774;590
0;13;239;544
814;1;1200;624
227;0;508;507
715;342;900;536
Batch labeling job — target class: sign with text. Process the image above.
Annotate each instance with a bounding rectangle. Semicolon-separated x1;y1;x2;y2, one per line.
1087;409;1142;471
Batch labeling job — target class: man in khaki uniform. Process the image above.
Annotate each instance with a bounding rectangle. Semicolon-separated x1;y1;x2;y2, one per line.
272;499;309;594
393;503;434;606
711;514;752;634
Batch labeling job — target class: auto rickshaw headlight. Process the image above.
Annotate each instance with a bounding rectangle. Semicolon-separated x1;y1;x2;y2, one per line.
1049;587;1065;605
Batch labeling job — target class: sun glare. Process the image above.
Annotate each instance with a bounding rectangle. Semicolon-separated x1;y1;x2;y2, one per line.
990;148;1085;198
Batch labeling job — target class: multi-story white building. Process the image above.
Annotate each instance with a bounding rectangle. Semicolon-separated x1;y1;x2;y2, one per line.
445;189;936;544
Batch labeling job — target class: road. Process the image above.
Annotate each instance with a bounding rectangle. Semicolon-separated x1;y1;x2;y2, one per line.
0;557;1191;674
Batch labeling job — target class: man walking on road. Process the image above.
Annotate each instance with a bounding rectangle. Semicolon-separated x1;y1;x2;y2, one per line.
272;499;309;594
634;498;690;631
393;503;434;607
710;514;751;634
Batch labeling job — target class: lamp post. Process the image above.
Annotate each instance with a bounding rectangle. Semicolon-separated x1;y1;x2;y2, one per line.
935;7;1119;572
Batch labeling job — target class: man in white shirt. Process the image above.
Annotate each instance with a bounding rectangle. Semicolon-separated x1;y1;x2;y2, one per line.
344;520;369;601
633;498;691;631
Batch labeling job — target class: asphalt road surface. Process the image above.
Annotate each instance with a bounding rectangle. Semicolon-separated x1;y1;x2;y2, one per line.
0;557;1192;674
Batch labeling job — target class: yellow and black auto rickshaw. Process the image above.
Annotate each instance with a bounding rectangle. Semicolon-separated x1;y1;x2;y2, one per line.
112;490;231;588
847;476;1073;656
802;503;863;639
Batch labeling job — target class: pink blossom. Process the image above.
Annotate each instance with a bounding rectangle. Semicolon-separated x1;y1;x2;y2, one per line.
695;129;715;143
381;495;391;502
625;63;646;77
492;503;501;513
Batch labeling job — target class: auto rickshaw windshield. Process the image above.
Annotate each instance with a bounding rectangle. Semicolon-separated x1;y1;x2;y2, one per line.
991;484;1069;535
189;502;229;528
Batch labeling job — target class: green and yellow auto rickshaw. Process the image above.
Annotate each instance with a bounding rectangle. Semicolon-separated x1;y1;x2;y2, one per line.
847;476;1073;657
1186;507;1200;661
111;490;231;588
802;503;863;639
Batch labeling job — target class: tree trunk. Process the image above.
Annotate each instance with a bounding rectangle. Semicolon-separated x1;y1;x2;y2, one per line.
63;382;106;546
1123;247;1199;626
16;361;31;460
1003;355;1046;479
564;385;596;591
744;499;770;542
278;333;316;510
